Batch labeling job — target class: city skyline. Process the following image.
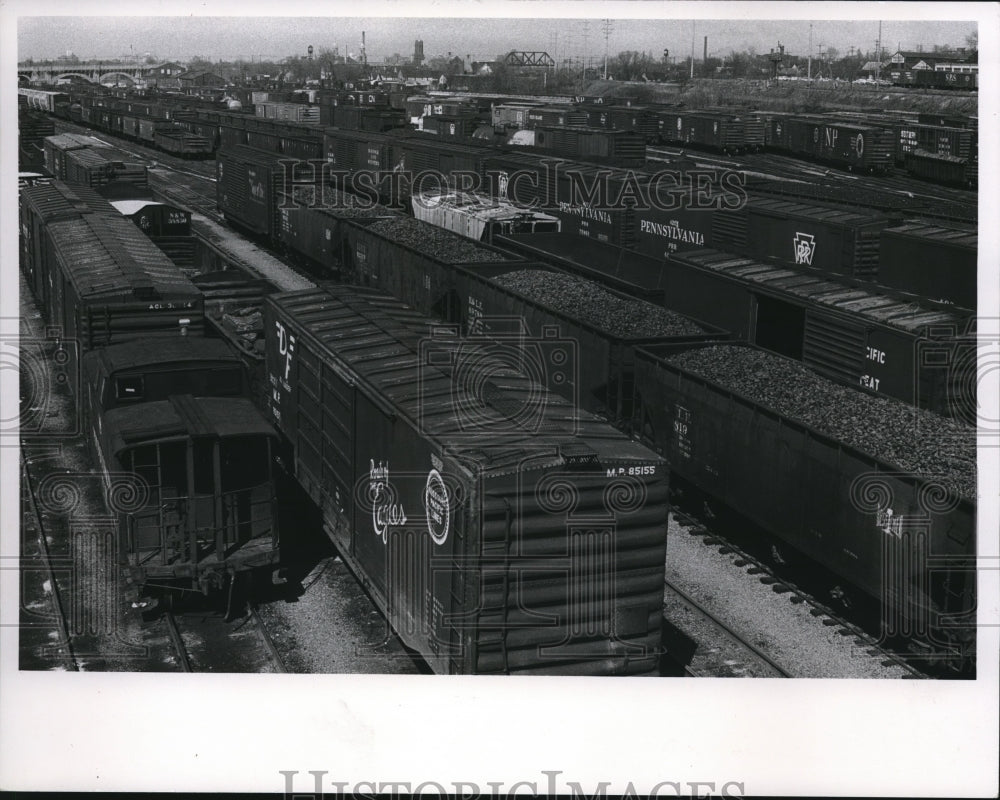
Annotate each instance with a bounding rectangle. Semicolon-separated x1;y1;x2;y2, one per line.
18;16;977;66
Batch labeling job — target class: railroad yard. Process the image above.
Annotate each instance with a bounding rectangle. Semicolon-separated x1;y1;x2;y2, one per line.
15;52;981;680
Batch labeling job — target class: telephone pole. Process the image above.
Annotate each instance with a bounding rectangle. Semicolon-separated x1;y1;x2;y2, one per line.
690;21;696;78
874;20;882;82
602;19;613;79
808;23;813;79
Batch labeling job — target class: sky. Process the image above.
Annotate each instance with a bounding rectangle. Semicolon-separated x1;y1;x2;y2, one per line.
16;10;977;65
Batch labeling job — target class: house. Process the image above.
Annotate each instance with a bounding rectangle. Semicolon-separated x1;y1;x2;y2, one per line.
141;61;185;87
177;69;226;88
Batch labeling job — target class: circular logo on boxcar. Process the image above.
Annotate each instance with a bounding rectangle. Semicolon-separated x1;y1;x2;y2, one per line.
855;134;864;156
424;469;450;545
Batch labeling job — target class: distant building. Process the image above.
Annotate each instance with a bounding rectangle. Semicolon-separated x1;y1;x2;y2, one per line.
888;49;977;73
413;40;424;66
141;61;185;87
177;69;226;88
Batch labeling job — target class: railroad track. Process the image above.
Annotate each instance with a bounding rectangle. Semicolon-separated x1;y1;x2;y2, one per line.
664;575;792;678
671;508;927;679
20;451;80;672
161;602;287;673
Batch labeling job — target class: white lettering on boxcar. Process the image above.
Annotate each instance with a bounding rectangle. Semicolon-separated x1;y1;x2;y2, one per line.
274;320;296;388
370;459;407;544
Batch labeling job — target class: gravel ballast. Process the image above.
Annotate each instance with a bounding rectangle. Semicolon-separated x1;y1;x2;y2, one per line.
666;515;915;679
494;269;708;339
667;345;976;501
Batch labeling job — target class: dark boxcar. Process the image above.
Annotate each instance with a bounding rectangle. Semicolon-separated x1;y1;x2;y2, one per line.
19;180;118;308
632;341;975;670
632;199;719;262
421;114;481;139
662;249;975;419
38;212;204;351
892;122;974;163
43;133;111;179
216;145;326;241
658;111;753;153
769;116;895;172
714;197;891;280
878;222;977;309
482;153;558;209
265;287;669;675
525;105;588;129
551;165;631;246
63;146;148;191
107;199;192;237
537;126;646;167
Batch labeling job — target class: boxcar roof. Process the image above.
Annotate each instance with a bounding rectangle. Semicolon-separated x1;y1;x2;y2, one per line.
45;213;201;301
268;287;660;469
886;221;978;249
672;249;972;332
44;133;111;150
84;338;239;378
103;396;274;456
20;180;116;221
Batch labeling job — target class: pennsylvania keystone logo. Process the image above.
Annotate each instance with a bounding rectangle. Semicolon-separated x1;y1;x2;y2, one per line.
793;232;816;266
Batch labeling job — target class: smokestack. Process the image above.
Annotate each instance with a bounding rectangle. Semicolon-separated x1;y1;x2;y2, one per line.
703;36;708;63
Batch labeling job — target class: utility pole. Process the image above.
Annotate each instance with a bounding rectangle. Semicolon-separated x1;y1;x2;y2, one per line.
602;19;613;79
808;23;813;79
874;20;881;82
690;21;696;78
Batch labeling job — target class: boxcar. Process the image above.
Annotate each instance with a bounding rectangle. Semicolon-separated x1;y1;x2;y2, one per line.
19;181;119;308
33;211;204;351
768;115;896;172
661;249;975;419
878;222;977;309
713;197;891;280
656;110;760;153
265;286;669;675
632;341;975;670
216;145;327;240
62;146;148;191
43;133;111;179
